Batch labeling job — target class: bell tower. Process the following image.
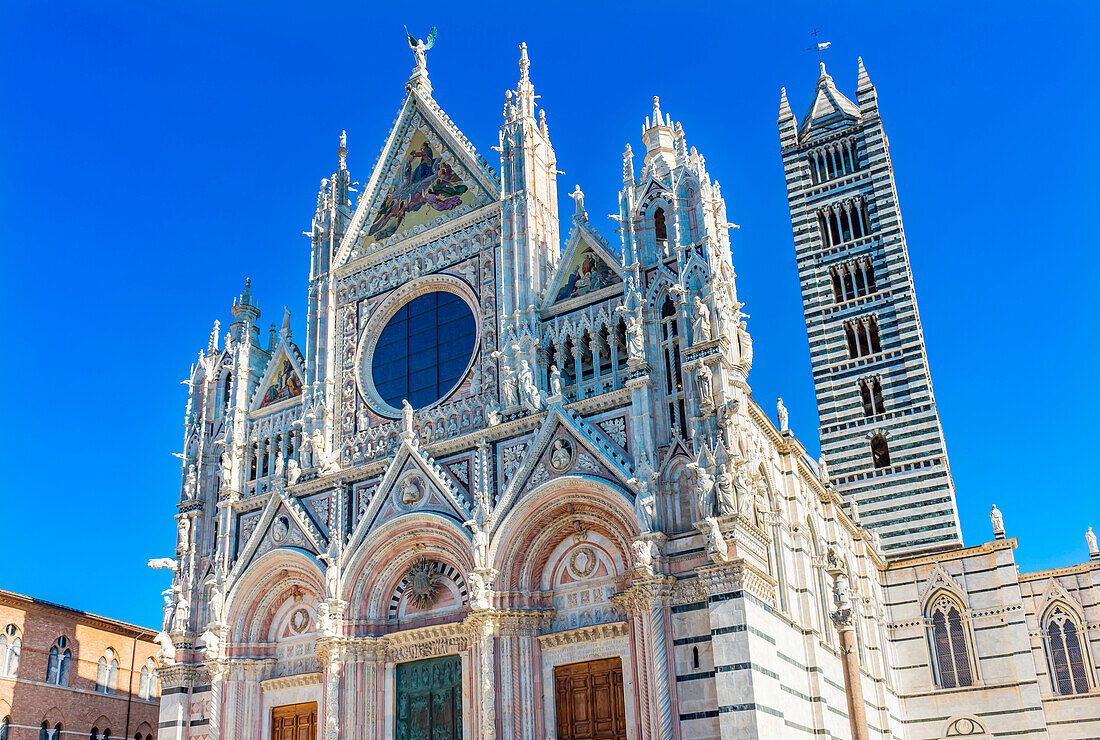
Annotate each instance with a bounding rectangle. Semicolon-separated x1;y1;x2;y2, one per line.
779;60;962;556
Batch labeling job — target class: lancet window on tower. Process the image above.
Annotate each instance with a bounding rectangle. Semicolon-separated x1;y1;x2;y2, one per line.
927;594;974;689
859;377;886;417
871;434;891;468
844;316;881;359
817;196;871;248
807;136;860;185
660;296;686;438
0;625;20;678
1045;606;1091;695
654;207;668;249
829;257;878;303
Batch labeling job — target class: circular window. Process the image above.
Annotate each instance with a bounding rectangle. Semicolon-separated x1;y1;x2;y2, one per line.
369;290;477;411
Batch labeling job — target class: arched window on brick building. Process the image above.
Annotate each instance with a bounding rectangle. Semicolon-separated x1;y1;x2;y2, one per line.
95;648;119;694
0;625;20;678
46;637;71;686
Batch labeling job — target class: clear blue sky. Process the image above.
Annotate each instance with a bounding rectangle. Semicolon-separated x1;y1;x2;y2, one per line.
1;1;1097;628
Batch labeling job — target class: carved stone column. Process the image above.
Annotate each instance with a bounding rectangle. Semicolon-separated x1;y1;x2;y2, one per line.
825;559;868;740
464;612;498;740
613;575;676;740
156;663;200;740
317;640;345;740
495;610;553;740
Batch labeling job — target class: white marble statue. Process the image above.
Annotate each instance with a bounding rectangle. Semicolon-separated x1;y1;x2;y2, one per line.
286;458;302;486
161;589;175;633
549;364;562;397
219;452;233;487
632;539;657;575
177;517;191;551
184;465;197;499
402;399;415;440
687;453;716;519
776;398;789;433
737;320;753;369
154;631;175;666
406;26;436;74
319;541;341;601
831;571;853;616
274;449;285;479
207;577;224;625
468;571;490;610
199;627;220;661
148;557;178;571
501;366;518;407
703;517;728;563
692;296;712;344
631;481;656;534
625;314;645;361
818;454;830;486
696;364;713;407
518;360;541;410
990;504;1005;538
569;184;585;219
716;463;737;516
1088;527;1099;557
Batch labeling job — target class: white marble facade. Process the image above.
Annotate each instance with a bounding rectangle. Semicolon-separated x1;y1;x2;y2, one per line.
153;41;1100;740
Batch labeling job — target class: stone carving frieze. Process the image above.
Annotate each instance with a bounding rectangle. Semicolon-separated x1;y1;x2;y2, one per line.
337;218;500;304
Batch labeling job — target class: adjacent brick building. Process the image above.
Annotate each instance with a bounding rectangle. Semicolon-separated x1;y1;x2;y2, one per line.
0;590;160;739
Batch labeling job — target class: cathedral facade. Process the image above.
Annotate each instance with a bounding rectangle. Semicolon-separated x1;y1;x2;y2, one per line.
153;41;1100;740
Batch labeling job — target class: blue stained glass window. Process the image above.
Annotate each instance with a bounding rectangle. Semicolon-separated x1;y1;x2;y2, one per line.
373;291;476;410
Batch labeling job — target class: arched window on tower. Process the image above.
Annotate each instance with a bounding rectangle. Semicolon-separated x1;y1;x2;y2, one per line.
859;380;874;417
868;315;882;353
830;267;843;303
927;594;974;689
1045;606;1091;695
871;434;890;468
223;372;233;409
46;636;71;686
0;625;20;678
654;206;668;250
844;322;858;358
871;377;885;414
1;716;8;740
660;296;686;438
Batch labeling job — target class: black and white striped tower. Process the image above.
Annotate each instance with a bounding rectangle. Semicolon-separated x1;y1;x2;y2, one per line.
778;59;963;556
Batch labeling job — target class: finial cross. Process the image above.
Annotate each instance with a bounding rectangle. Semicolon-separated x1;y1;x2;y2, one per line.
805;29;831;63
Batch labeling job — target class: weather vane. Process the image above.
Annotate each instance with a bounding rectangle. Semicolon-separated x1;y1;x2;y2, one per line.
405;26;437;75
805;29;831;63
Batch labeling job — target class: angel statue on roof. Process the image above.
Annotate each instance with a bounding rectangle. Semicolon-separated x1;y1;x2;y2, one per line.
406;26;437;74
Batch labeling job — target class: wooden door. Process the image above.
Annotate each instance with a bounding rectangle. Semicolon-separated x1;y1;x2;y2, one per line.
271;701;317;740
395;654;462;740
554;657;627;740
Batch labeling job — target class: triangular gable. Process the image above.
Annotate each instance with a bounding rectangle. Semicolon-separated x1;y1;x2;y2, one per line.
798;67;861;140
495;404;634;519
543;218;622;309
335;89;501;267
251;344;304;413
918;564;969;611
231;487;328;580
1038;578;1084;622
344;437;473;555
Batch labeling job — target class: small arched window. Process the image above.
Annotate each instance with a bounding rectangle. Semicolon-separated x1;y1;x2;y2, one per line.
0;624;20;678
46;636;71;686
96;648;119;694
654;207;667;243
871;434;890;468
929;595;973;688
1;716;9;740
1046;606;1090;695
223;372;233;409
138;657;158;700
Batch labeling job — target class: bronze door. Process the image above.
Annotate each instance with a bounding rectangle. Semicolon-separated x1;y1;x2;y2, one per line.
395;654;462;740
271;701;317;740
554;657;627;740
